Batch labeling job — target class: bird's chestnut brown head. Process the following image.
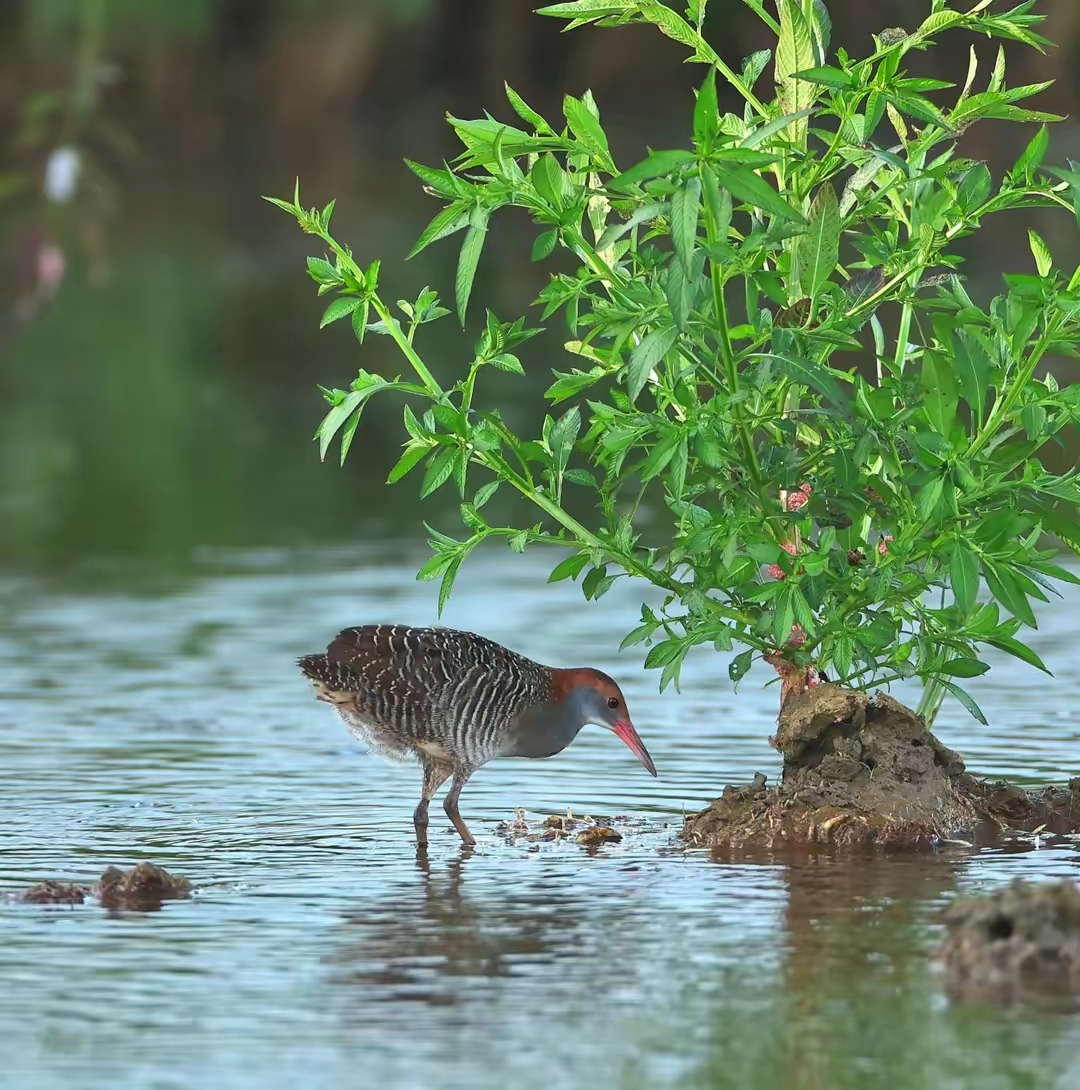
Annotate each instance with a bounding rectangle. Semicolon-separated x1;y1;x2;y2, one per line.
553;668;657;777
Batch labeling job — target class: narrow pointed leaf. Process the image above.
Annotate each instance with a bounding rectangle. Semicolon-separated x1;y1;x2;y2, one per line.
456;216;489;326
711;162;805;222
938;679;988;725
671;177;701;277
950;540;979;614
793;181;839;298
627;325;678;403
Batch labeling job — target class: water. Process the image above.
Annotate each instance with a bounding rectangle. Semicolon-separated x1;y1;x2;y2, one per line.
2;544;1080;1089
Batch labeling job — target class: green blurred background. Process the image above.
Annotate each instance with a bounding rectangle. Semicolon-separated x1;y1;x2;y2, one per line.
3;0;1079;574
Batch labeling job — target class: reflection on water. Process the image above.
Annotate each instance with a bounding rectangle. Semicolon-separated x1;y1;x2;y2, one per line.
1;544;1080;1089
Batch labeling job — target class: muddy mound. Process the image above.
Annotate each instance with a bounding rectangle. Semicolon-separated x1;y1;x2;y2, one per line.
940;880;1080;1002
97;862;191;910
960;776;1080;835
19;880;89;905
14;863;191;910
683;685;975;849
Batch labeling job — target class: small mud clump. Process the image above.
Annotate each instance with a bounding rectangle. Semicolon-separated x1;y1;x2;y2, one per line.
940;880;1080;1003
97;862;191;911
19;880;89;905
682;685;975;849
960;776;1080;835
11;863;191;911
576;826;622;848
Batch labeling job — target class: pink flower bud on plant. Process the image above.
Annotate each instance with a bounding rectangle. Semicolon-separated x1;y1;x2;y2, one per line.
878;535;893;556
781;541;798;556
766;564;786;580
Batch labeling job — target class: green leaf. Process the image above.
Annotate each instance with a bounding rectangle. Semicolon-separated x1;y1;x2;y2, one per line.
564;94;611;163
671;176;701;277
489;353;525;374
886;90;949;129
532;229;558;262
916;476;944;522
420;447;458;498
729;649;753;683
315;391;361;461
433;553;463;615
938;679;988;725
473;481;500;508
596;201;668;250
665;257;696;331
950;540;979;614
351;300;370;344
710;162;805;223
832;632;853;678
640;431;681;481
536;0;635;21
609;150;695;192
1014;123;1049;178
320;297;361;328
532;153;566;209
668;435;689;500
549;406;581;472
627;325;678;403
984;634;1052;675
792;182;839;298
408;201;470;259
921;350;958;438
790;65;852;89
504;82;549;132
952;331;990;429
548;552;590;583
772;585;795;648
387;444;429;484
693;68;719;149
938;658;990;678
1027;229;1052;277
765;354;850;409
775;0;816;145
306;256;338;284
404;159;458;196
739;108;814;149
456;215;489;326
982;559;1037;628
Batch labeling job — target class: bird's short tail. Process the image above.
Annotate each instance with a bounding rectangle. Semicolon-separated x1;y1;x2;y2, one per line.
297;653;363;696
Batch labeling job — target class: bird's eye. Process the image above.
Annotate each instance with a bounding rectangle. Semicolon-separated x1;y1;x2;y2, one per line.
607;696;619;709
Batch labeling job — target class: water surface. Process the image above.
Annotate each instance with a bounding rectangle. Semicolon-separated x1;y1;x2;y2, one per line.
1;545;1079;1090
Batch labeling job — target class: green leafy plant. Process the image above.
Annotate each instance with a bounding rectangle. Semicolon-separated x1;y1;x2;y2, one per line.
270;0;1080;726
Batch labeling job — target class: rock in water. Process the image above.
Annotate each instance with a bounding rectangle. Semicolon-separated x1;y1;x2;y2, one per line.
940;880;1080;1003
682;685;974;849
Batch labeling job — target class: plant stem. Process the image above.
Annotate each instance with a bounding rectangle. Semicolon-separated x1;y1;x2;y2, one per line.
967;315;1061;460
370;297;445;398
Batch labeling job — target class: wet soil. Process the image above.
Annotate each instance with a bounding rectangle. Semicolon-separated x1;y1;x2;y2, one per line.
495;809;640;848
940;879;1080;1003
681;685;1080;850
14;863;192;911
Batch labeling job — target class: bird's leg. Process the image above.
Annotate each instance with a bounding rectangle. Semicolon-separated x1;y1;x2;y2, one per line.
443;767;477;846
414;759;452;847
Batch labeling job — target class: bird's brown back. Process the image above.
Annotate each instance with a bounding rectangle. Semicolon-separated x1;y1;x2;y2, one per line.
298;624;552;765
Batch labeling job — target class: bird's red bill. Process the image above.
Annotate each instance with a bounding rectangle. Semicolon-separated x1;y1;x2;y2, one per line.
613;719;657;777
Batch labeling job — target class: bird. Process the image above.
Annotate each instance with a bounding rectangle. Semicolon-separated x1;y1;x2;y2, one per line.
297;623;656;847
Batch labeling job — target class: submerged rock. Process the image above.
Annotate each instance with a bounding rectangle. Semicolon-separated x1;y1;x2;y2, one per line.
12;863;191;910
960;776;1080;836
940;880;1080;1002
576;826;622;848
97;862;192;910
19;880;89;905
682;685;975;849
